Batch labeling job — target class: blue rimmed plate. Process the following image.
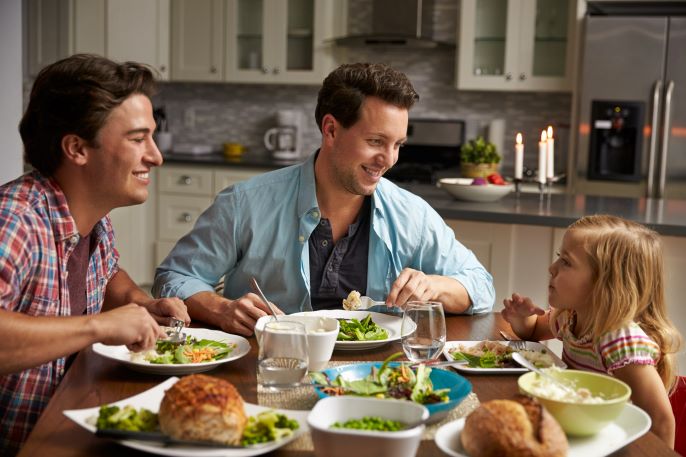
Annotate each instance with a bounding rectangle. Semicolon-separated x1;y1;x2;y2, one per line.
312;362;472;422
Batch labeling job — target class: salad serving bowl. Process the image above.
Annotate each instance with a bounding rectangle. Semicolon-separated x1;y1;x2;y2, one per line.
311;361;472;422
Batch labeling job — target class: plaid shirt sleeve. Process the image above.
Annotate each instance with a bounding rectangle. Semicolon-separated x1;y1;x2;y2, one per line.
0;209;35;312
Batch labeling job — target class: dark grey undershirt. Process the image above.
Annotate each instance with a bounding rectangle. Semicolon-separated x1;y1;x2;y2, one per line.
65;232;93;370
309;197;370;310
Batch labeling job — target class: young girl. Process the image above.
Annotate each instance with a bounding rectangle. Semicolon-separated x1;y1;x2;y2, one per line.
503;214;682;448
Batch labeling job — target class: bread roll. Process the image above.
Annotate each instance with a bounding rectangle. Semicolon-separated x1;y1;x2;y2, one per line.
461;395;568;457
159;374;247;445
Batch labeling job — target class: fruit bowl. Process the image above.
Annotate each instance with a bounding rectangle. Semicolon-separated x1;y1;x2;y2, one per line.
437;178;513;203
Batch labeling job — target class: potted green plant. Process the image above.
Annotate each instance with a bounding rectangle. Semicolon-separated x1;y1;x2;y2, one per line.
460;136;501;178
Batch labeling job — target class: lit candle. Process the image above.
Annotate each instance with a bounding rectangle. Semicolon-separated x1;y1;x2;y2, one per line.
514;133;524;180
538;130;547;185
546;126;555;180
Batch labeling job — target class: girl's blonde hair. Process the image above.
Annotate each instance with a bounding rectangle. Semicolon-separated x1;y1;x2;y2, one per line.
565;214;682;392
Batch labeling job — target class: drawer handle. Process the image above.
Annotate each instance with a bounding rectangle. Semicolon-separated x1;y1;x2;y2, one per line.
180;213;193;223
180;175;192;185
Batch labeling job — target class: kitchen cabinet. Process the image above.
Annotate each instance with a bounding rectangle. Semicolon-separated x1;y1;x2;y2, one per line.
445;219;556;307
170;0;340;84
25;0;170;79
155;165;267;265
456;0;577;92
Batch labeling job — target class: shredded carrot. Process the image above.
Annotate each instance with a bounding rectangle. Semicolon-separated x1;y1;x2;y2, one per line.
183;347;217;363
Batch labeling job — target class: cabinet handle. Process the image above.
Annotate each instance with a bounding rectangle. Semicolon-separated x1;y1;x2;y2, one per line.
519;73;527;81
159;65;166;72
272;67;280;75
210;66;217;73
262;67;269;74
505;73;512;81
180;213;193;223
180;175;192;185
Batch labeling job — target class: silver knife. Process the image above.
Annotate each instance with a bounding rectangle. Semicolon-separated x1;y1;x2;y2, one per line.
95;429;262;448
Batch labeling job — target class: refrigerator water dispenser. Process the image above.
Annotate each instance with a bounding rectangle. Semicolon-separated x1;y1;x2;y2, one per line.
587;100;644;182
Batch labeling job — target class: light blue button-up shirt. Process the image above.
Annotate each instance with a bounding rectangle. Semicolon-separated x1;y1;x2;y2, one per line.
153;153;495;314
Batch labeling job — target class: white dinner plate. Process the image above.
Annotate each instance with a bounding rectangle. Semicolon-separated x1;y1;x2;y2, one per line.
442;340;566;374
92;328;250;375
63;377;310;457
292;310;402;351
434;403;651;457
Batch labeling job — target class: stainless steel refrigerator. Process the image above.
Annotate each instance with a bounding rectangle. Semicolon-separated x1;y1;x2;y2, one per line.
574;11;686;199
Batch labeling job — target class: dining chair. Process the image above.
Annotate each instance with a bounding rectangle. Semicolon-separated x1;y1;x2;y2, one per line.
670;375;686;456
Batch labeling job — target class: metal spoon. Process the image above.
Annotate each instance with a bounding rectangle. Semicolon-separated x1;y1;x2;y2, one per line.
249;277;280;321
512;352;577;395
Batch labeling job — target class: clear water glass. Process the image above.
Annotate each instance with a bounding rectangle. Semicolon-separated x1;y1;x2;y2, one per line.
257;320;308;390
401;301;446;362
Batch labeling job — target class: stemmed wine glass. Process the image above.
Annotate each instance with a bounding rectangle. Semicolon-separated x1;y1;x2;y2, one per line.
401;301;447;362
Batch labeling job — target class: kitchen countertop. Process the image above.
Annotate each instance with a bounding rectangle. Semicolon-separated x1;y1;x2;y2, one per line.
403;183;686;237
161;154;686;237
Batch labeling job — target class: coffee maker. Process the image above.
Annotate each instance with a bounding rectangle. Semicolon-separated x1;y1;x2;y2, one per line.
263;110;305;161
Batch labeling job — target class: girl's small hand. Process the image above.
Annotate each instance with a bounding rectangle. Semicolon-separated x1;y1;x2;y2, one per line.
502;293;545;323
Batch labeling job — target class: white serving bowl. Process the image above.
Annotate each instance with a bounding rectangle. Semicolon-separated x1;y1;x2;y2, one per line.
437;177;514;202
255;315;339;371
307;396;428;457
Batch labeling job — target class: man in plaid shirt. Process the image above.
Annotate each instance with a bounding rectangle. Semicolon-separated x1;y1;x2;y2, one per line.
0;54;190;455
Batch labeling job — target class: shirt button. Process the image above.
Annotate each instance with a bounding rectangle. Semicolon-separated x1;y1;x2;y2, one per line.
322;240;328;247
69;235;79;245
311;211;320;219
298;235;305;243
328;266;333;272
320;220;327;226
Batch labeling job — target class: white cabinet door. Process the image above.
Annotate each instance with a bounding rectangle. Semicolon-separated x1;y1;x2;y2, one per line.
225;0;336;84
25;0;71;77
109;188;157;286
170;0;224;81
107;0;170;80
71;0;106;55
457;0;575;92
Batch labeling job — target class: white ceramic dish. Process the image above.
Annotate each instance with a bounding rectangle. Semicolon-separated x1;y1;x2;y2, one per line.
63;377;309;457
292;310;402;351
308;396;428;457
442;340;566;374
437;178;513;202
434;403;651;457
92;328;250;375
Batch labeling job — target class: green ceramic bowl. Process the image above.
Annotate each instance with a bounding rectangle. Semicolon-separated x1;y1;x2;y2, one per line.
518;369;631;436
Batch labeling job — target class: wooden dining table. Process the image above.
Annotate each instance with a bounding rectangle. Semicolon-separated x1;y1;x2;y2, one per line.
18;312;677;457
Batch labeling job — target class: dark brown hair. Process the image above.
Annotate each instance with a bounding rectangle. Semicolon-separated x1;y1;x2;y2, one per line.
19;54;157;176
315;63;419;132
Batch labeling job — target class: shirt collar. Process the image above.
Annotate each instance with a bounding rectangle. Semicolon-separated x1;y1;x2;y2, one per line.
297;151;320;218
33;171;80;242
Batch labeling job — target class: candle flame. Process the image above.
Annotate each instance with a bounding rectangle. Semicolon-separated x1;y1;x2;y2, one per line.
547;125;554;139
516;133;522;144
541;130;547;142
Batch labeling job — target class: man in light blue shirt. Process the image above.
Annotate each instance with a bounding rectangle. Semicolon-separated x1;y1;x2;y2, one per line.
153;63;494;335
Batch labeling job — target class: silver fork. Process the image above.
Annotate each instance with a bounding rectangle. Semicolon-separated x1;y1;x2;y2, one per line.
166;317;187;343
499;330;528;350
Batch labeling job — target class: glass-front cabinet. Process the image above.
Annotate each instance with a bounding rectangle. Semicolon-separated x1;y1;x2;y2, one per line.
457;0;576;91
226;0;336;84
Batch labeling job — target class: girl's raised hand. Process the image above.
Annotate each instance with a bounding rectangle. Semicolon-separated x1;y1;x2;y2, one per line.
502;293;546;323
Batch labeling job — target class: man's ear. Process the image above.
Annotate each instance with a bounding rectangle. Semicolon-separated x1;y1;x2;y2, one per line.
321;114;337;141
61;134;90;166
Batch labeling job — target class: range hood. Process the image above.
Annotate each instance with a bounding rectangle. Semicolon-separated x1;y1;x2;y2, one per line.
333;0;453;49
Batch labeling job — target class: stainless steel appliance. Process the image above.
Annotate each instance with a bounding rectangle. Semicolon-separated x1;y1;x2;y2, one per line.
575;4;686;198
383;119;464;184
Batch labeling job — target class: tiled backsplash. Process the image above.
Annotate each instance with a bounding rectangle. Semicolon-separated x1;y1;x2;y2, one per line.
155;0;572;177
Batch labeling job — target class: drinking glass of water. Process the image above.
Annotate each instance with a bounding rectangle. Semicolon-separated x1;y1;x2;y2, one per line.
401;301;446;362
257;320;308;390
